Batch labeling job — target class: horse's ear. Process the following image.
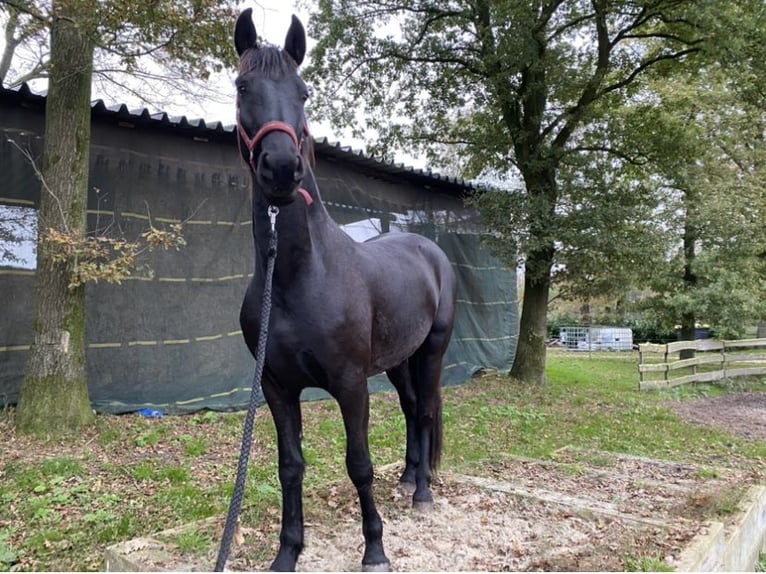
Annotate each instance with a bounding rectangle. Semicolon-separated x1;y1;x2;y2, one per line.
284;15;306;66
235;8;258;57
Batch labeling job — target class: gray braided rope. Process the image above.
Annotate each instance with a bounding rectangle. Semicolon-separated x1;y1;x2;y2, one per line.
215;224;278;572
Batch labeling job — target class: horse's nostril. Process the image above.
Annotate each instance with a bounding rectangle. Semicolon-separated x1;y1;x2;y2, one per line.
294;154;305;182
258;152;275;183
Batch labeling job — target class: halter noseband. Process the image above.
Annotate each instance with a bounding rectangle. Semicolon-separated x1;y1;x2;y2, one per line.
237;113;313;205
237;118;300;162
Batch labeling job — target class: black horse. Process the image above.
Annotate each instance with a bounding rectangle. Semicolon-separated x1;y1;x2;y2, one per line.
234;9;456;572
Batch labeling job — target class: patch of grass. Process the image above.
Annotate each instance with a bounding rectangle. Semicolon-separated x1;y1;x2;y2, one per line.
578;452;616;468
180;434;208;457
157;465;192;485
99;427;120;446
559;463;587;476
623;553;675;571
0;528;18;571
83;509;118;524
130;460;158;481
39;457;83;477
154;484;218;522
170;527;212;554
94;514;134;545
695;467;721;480
756;552;766;572
8;456;84;493
682;487;743;520
134;428;163;447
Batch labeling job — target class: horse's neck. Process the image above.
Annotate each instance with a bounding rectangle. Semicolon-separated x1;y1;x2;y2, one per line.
251;170;340;276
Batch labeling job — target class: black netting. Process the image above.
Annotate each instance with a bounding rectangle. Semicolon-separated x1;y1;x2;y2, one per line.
0;105;517;413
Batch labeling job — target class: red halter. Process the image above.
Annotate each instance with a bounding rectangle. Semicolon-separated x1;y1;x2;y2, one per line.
236;112;313;205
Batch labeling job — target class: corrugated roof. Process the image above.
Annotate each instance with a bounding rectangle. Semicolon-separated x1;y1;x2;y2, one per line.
1;83;476;195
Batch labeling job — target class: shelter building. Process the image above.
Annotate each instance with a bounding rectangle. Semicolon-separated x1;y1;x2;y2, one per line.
0;84;517;413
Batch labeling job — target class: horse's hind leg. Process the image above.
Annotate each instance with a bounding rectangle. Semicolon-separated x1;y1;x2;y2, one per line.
411;324;450;513
334;384;390;572
386;361;418;495
262;380;305;571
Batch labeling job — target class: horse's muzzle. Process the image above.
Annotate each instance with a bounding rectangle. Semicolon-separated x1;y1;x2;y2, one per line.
256;149;306;203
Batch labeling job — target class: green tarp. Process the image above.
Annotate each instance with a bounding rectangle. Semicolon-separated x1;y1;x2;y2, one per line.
0;108;517;413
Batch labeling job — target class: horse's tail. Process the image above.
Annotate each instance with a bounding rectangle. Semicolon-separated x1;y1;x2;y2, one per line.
430;384;443;472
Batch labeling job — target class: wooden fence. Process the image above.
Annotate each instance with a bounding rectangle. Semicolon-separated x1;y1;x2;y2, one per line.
638;338;766;390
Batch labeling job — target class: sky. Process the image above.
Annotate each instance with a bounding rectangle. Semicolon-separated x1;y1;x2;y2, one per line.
0;0;399;267
173;0;369;156
199;0;313;126
1;1;421;164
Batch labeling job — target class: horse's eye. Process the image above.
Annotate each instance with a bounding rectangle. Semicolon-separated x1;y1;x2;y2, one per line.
237;83;247;95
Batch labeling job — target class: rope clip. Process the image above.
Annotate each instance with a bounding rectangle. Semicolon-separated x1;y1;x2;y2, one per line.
268;205;279;233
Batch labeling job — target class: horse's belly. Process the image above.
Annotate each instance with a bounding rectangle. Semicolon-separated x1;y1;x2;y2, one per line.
368;310;432;374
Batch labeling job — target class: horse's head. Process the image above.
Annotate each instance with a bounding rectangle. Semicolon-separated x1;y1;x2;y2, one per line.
234;9;309;205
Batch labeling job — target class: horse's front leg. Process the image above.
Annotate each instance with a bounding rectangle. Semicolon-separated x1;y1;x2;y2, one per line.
262;380;305;571
336;386;390;572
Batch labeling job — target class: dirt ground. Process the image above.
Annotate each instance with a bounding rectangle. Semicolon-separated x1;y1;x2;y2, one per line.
666;391;766;442
123;454;757;572
121;411;763;572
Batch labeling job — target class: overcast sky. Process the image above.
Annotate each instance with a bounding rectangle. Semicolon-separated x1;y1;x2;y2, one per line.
196;1;391;161
192;1;313;125
0;1;421;163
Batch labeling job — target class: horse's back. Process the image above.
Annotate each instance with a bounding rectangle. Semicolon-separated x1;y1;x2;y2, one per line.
362;231;453;281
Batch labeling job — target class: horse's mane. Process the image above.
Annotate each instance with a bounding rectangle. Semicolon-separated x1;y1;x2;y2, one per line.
238;45;316;170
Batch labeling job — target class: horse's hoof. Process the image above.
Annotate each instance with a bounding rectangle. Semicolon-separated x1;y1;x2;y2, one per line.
413;500;434;513
362;561;391;572
398;481;416;496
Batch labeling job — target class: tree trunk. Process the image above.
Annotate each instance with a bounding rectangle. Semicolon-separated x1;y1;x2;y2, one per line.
679;191;698;361
16;3;95;436
511;248;553;385
509;161;557;385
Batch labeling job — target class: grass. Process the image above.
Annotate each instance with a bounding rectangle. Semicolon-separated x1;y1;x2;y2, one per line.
0;352;764;571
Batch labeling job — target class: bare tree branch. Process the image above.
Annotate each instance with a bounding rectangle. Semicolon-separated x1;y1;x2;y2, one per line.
6;137;69;233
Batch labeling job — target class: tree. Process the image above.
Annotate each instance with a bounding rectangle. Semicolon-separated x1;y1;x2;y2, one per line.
1;1;236;109
3;0;238;437
623;67;766;344
304;0;712;383
13;0;97;436
0;3;47;86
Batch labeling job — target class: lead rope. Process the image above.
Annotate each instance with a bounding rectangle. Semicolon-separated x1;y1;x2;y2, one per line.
215;205;279;572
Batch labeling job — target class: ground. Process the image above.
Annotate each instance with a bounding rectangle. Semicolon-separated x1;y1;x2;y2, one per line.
117;448;757;572
111;390;766;572
666;391;766;442
3;386;765;571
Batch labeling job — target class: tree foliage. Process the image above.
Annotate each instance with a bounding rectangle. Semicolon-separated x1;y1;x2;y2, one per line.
0;0;239;107
304;0;715;383
622;65;766;339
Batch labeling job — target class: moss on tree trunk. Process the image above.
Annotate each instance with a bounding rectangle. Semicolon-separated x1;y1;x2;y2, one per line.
16;1;96;437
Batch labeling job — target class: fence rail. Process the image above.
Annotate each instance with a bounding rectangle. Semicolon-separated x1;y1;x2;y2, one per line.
638;338;766;390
